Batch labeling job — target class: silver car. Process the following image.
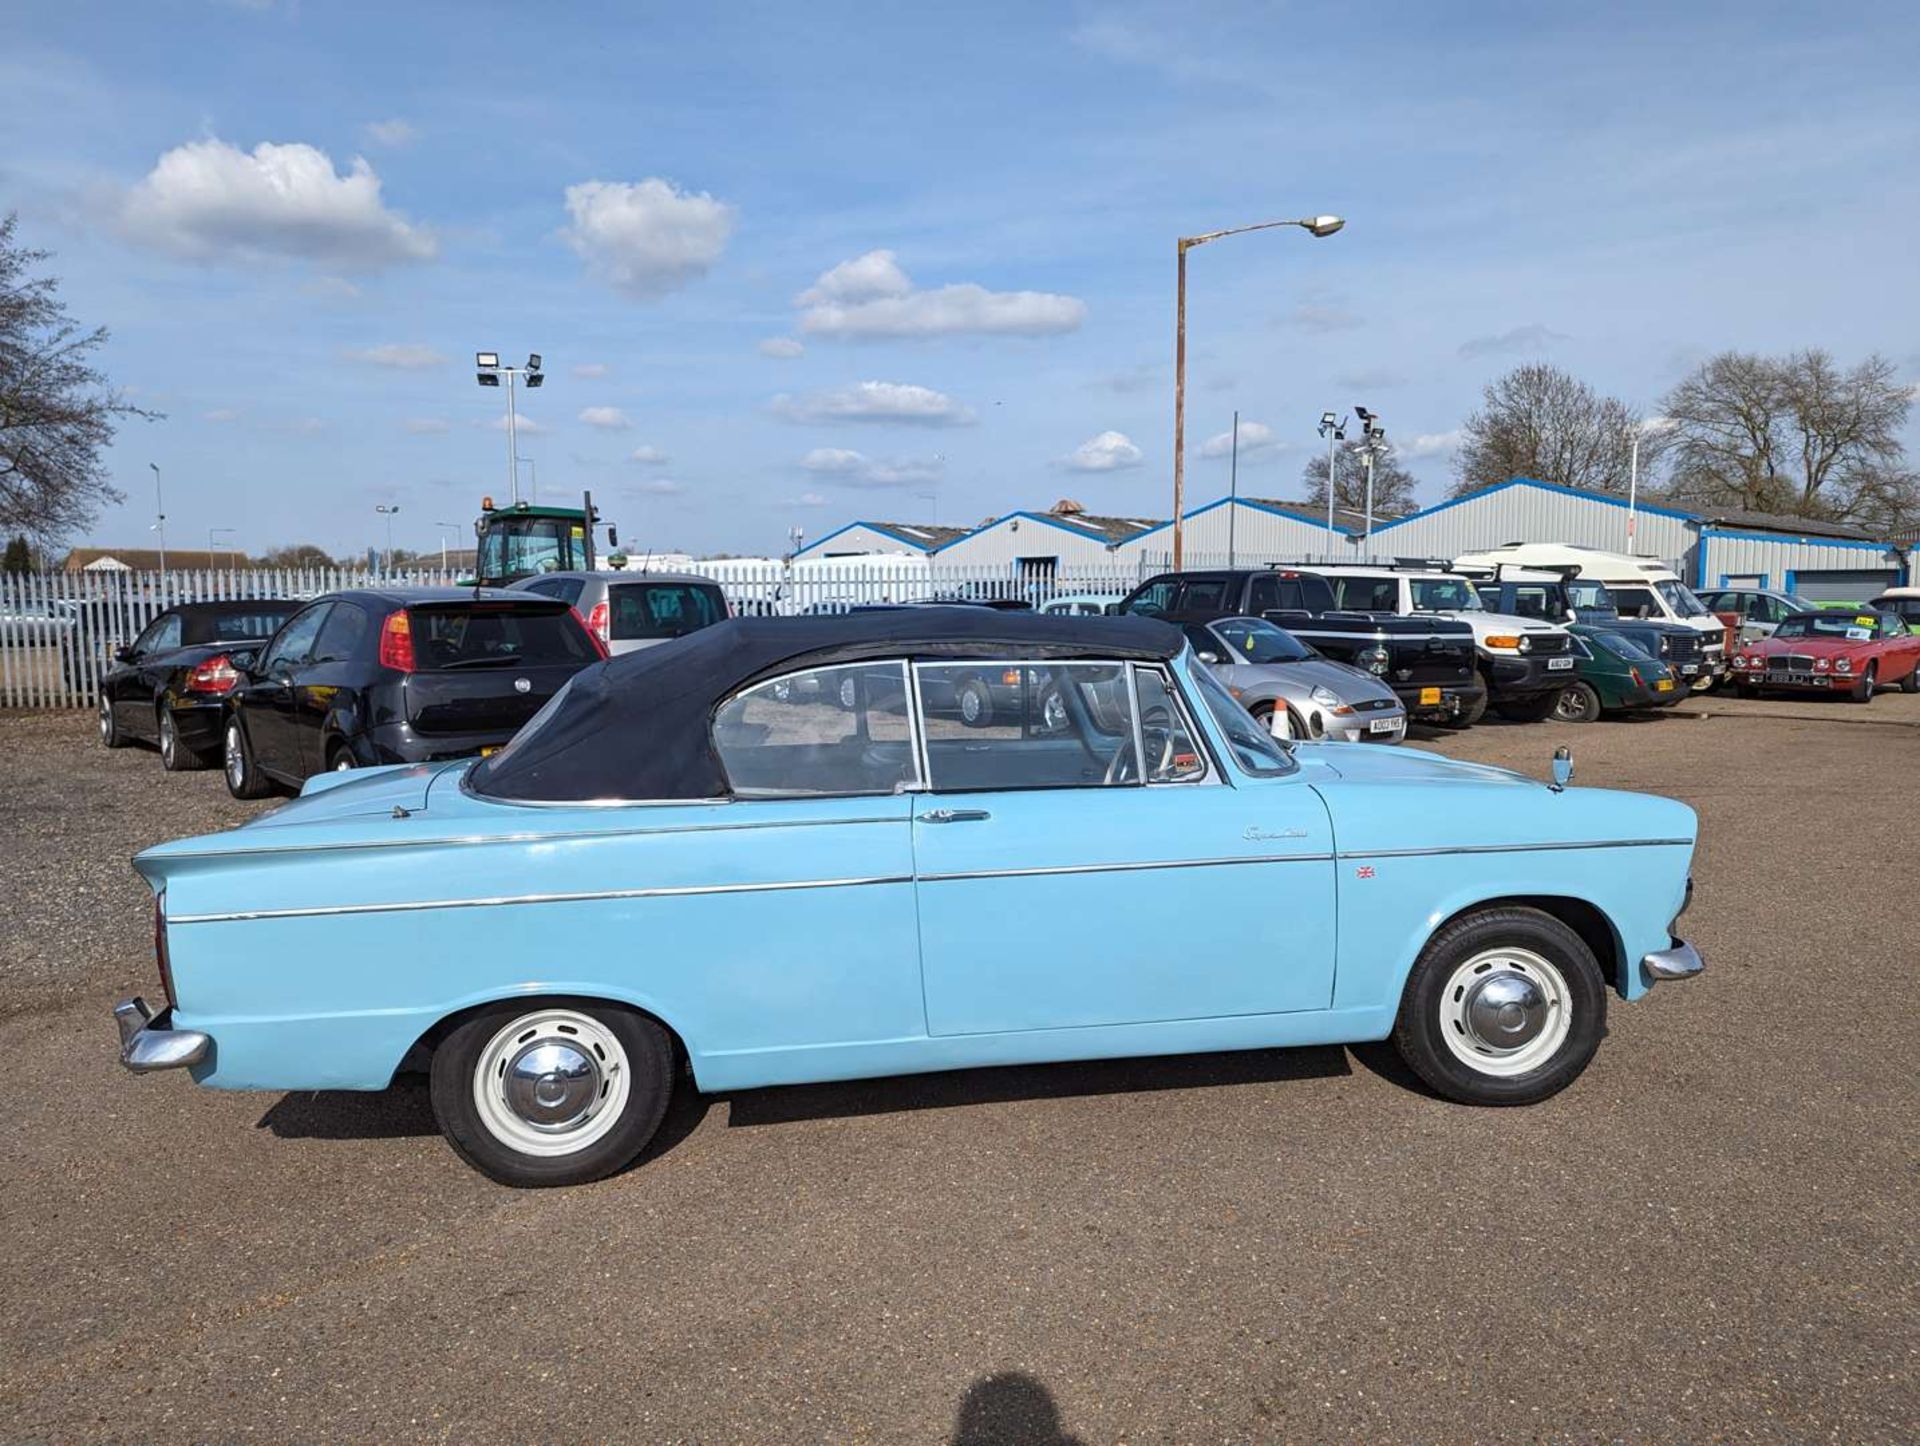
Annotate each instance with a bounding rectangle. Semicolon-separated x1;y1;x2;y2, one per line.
510;570;729;657
1181;617;1407;743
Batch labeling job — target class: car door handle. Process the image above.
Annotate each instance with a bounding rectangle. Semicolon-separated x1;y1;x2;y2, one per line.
922;808;991;824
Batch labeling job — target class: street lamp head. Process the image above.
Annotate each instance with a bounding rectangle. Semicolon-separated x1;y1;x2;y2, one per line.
149;461;159;474
526;354;542;372
1354;405;1374;424
476;353;500;369
524;372;544;389
1305;215;1345;237
477;372;500;387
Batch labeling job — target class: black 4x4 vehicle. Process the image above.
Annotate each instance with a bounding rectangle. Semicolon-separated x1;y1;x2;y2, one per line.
1117;569;1483;726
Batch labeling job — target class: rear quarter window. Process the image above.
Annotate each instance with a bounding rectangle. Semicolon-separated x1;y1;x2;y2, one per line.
408;606;599;669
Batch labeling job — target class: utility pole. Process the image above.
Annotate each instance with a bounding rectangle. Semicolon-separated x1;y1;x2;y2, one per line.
148;462;168;580
1354;406;1386;553
475;353;545;504
1227;410;1240;569
375;504;401;573
1317;412;1348;559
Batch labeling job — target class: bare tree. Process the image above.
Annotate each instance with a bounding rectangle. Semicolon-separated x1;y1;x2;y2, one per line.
258;543;339;569
0;214;153;540
1662;350;1914;526
1450;363;1653;498
1303;439;1418;518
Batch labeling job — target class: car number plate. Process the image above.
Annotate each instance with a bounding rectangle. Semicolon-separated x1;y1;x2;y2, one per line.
1548;656;1574;670
1368;718;1402;734
1656;678;1674;692
1680;664;1698;675
1419;687;1441;705
1783;673;1816;686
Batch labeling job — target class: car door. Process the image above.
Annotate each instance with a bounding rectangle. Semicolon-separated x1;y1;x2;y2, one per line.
116;611;181;739
910;658;1337;1036
298;601;373;770
241;603;331;776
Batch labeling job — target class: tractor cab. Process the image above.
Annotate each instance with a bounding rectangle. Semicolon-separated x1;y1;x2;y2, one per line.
473;494;614;587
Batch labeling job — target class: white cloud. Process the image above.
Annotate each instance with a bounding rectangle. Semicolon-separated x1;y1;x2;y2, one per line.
202;408;241;424
798;447;944;488
349;343;445;369
404;417;451;435
300;276;362;302
363;118;418;148
628;444;669;465
795;249;1086;339
122;138;436;268
635;478;684;496
486;414;546;434
1059;430;1144;472
1459;324;1570;358
772;380;974;427
578;406;631;430
1199;420;1286;460
572;362;609;378
759;336;805;360
561;178;736;299
1405;429;1464;458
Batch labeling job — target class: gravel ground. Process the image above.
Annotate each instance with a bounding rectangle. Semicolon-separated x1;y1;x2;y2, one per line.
0;695;1915;1442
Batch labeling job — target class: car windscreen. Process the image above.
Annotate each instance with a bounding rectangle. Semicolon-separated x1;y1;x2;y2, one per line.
1329;577;1399;612
1774;613;1880;640
407;604;599;669
609;582;727;640
1209;618;1313;663
1567;580;1617;617
1590;630;1653;662
185;607;300;645
1408;578;1481;611
1188;661;1294;775
479;519;571;579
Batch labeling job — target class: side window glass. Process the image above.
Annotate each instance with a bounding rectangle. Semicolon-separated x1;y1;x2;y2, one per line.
312;602;369;663
1133;668;1207;783
1178;579;1227;612
712;662;914;797
1246;575;1280;613
1182;625;1222;659
916;661;1137;792
1123;581;1177;617
262;605;330;672
135;613;182;655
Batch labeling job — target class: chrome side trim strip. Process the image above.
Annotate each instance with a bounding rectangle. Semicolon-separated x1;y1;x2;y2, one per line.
171;873;914;924
920;853;1334;883
1339;838;1692;861
153;813;905;862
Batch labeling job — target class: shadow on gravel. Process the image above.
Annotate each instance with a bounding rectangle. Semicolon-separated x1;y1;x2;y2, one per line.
952;1371;1083;1446
724;1044;1352;1129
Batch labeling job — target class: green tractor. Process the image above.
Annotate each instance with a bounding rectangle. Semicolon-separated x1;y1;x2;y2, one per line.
470;492;621;587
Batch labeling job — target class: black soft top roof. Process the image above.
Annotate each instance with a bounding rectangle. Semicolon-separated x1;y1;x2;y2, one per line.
469;608;1182;802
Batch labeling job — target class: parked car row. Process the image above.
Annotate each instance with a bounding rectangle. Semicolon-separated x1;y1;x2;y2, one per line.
114;607;1706;1188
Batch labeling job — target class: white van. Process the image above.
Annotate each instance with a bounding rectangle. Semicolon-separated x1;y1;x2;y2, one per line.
1453;543;1728;689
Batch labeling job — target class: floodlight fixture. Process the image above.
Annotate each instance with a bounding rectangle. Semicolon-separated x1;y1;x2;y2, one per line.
476;353;500;369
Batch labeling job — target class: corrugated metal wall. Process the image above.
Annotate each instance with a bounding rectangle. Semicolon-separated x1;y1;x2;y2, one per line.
798;524;934;558
1698;531;1904;594
1367;483;1696;572
1117;500;1359;568
934;516;1127;569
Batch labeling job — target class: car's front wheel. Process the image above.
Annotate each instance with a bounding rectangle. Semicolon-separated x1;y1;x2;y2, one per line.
1391;906;1607;1106
1552;681;1602;723
430;1000;675;1187
223;716;276;799
1847;664;1876;703
99;695;126;749
956;676;994;728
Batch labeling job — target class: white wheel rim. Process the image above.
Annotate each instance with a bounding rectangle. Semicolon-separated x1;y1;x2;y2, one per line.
960;685;983;723
1438;946;1572;1078
472;1008;631;1158
225;722;245;788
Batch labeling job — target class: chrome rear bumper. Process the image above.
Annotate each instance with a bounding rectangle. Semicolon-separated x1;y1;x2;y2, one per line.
114;996;210;1072
1642;938;1705;982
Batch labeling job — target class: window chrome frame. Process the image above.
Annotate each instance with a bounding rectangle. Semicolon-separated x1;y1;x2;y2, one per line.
714;658;922;801
1130;661;1221;787
910;657;1146;795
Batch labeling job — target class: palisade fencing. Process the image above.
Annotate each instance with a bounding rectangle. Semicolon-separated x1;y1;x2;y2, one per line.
2;554;1248;710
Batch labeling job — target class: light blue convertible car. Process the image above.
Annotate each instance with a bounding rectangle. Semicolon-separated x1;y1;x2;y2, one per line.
116;611;1704;1186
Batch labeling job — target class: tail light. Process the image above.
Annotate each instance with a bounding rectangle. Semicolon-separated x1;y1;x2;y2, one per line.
378;610;416;671
185;653;239;694
585;600;611;645
572;604;610;659
153;892;176;1008
1630;667;1644;686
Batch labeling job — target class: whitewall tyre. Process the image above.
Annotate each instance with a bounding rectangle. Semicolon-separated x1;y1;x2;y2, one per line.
430;1000;675;1187
1391;906;1607;1106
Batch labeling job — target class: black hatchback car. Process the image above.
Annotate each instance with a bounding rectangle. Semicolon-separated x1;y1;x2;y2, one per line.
98;599;301;771
221;588;605;797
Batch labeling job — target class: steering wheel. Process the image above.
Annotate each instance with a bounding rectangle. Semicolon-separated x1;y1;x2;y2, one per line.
1103;705;1177;784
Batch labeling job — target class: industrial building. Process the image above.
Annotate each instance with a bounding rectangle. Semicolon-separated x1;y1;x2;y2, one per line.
794;520;968;558
926;502;1160;573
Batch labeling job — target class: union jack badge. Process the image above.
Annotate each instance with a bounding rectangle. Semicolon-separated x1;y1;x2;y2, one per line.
1355;865;1376;880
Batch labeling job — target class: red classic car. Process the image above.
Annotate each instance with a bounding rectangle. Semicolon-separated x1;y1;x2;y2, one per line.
1731;609;1920;701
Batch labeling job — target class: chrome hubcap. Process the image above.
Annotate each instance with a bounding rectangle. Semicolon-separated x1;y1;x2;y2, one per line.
225;724;244;787
961;686;982;723
1462;972;1547;1049
160;714;174;760
99;701;111;740
472;1009;631;1158
1439;947;1572;1078
503;1041;601;1131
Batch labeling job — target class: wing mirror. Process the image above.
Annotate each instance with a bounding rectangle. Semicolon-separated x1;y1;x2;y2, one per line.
1550;746;1574;793
1196;651;1221;665
112;645;135;664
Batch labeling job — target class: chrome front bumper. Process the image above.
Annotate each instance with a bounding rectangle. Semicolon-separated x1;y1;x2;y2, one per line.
1642;938;1705;982
114;996;210;1072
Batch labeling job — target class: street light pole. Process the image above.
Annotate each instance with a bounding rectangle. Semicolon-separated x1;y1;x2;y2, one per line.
208;527;236;573
1227;410;1240;569
1317;412;1348;558
1354;406;1385;553
1172;214;1343;569
375;504;401;573
475;352;545;505
148;462;168;580
435;521;459;572
516;454;537;503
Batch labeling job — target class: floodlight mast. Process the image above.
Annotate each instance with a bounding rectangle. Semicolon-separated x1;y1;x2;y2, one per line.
474;350;546;504
1317;411;1348;556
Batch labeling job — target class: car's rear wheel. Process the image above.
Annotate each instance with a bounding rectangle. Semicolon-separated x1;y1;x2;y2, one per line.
1847;665;1876;703
1903;663;1920;695
957;676;994;728
326;740;356;772
157;707;211;771
1692;673;1718;694
1552;681;1602;723
99;695;126;749
429;1000;675;1187
223;716;276;799
1391;906;1607;1106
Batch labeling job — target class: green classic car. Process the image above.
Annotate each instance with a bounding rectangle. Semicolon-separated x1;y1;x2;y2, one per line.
1553;625;1683;723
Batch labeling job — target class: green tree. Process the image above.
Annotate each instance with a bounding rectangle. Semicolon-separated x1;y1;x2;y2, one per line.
3;534;30;573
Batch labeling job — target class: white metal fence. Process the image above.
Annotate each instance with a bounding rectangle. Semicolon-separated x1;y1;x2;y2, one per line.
4;558;1215;710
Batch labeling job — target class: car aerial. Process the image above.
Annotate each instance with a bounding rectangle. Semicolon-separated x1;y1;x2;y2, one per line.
508;570;729;656
1467;567;1710;686
1117;569;1483;727
96;599;301;770
1865;586;1920;633
220;587;606;797
1040;592;1125;617
116;609;1703;1188
1554;625;1683;723
1694;587;1827;643
1179;616;1405;742
1730;608;1920;701
1300;561;1577;725
1454;545;1729;691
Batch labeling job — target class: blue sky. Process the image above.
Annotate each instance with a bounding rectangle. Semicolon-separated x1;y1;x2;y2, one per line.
5;0;1917;560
